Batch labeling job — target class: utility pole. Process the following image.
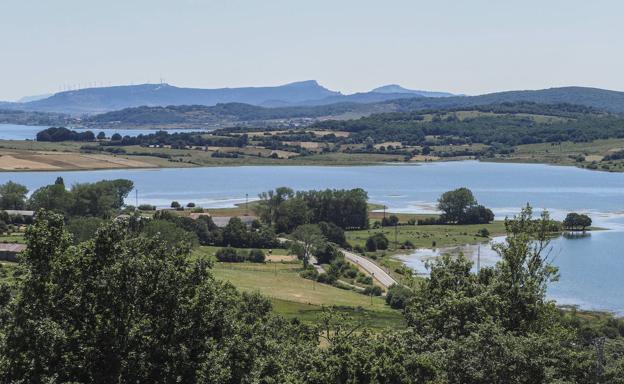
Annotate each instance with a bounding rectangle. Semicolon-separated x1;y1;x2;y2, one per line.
383;205;386;220
245;193;249;216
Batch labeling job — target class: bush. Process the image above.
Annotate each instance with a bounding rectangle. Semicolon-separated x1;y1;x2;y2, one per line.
354;245;365;254
186;202;196;208
315;243;343;264
316;272;337;285
299;267;319;280
381;215;399;227
363;285;383;296
401;240;415;249
356;274;373;285
138;204;156;211
170;201;181;208
343;267;358;279
477;228;490;237
418;217;444;225
385;284;413;309
248;249;266;263
365;233;389;252
215;247;245;262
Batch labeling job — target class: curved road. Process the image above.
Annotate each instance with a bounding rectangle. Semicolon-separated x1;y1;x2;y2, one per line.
341;249;397;288
279;237;397;288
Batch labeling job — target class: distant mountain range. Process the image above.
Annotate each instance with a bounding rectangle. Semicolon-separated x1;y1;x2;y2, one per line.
371;84;455;98
0;81;457;115
81;86;624;130
383;86;624;114
2;81;624;127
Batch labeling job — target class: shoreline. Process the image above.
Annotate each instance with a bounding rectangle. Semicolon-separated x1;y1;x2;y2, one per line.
1;157;623;173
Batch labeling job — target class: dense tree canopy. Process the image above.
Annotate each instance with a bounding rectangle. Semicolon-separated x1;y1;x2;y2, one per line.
36;127;96;142
0;181;28;210
437;187;494;224
255;187;369;233
563;212;592;231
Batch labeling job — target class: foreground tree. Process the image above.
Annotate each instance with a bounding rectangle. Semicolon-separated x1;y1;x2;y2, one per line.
404;205;600;382
0;211;317;382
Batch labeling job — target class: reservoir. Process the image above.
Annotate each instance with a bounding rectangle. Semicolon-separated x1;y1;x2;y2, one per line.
1;161;623;313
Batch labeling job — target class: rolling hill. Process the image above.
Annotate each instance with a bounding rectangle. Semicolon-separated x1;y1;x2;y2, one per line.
2;81;438;115
4;81;342;115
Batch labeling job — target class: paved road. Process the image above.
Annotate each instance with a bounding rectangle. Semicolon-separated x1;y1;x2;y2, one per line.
279;237;396;288
341;249;397;288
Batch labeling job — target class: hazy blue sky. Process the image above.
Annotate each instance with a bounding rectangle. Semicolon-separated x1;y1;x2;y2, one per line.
1;0;623;100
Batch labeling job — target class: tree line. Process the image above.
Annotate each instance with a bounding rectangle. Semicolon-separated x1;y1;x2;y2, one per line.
253;187;369;232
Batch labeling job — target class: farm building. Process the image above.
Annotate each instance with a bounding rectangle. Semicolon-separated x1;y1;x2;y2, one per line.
0;243;26;262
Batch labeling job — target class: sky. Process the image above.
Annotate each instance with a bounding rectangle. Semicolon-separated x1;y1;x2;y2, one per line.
1;0;623;101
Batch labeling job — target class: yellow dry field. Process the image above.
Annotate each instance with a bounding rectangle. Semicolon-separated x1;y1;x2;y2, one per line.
271;150;299;159
266;255;297;262
282;141;324;149
410;155;441;161
585;155;604;162
0;150;156;171
309;130;350;138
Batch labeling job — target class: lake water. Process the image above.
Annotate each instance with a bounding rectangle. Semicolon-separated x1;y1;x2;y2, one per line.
0;123;205;140
0;161;623;313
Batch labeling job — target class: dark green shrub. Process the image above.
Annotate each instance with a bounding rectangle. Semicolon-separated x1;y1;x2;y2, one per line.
363;285;383;296
215;247;245;262
385;284;413;309
248;249;266;263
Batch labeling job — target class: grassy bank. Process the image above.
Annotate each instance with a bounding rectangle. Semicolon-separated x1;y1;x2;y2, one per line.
210;260;405;329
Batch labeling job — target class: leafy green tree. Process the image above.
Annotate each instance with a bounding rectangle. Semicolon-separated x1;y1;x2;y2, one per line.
315;242;343;264
275;197;310;233
385;284;413;309
437;187;477;223
170;201;181;208
0;181;28;210
365;233;389;251
318;221;346;246
291;224;325;268
563;212;592;231
142;219;198;248
28;183;71;213
491;206;560;333
68;179;133;217
222;217;249;247
96;131;106;140
66;216;105;244
254;187;294;225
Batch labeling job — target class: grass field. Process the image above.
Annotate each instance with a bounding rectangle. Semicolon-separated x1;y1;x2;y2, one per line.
495;138;624;172
346;221;507;251
0;233;26;243
210;261;405;329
